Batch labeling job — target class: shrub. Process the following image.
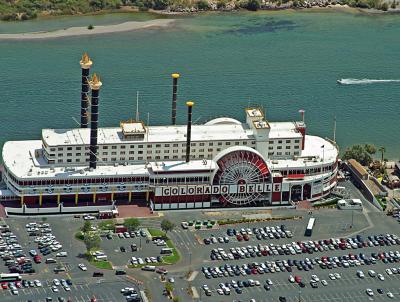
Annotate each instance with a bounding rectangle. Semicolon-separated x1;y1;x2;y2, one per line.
380;2;389;10
88;24;94;30
246;0;261;10
196;0;210;9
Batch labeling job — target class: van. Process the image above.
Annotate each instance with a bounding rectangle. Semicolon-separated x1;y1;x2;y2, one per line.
141;265;156;272
46;258;57;264
160;248;173;255
93;272;104;277
131;244;137;252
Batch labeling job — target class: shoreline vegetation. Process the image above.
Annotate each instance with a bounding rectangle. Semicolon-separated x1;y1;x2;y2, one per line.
0;0;398;23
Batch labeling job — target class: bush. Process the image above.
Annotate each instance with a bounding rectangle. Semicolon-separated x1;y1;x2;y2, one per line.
196;0;210;9
391;0;396;8
380;2;389;10
245;0;261;10
88;24;94;30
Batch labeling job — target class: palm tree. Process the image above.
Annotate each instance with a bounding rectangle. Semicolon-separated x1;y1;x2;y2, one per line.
378;146;386;166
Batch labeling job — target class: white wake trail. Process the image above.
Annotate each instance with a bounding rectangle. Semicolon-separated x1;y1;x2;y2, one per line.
337;78;400;85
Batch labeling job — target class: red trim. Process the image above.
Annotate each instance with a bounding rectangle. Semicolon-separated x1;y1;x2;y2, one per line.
287;174;305;179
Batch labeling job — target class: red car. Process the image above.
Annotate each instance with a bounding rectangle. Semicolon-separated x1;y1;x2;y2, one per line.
14;281;22;288
34;255;42;263
243;234;249;241
294;276;302;284
1;283;8;289
236;235;243;241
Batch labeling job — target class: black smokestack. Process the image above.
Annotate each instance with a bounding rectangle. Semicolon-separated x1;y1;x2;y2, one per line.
185;101;194;163
171;73;180;125
89;73;102;169
79;53;92;128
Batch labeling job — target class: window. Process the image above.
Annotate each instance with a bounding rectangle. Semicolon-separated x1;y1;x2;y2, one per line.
218;142;222;146
165;144;170;147
102;152;108;155
121;145;125;149
268;152;274;156
67;147;72;151
103;146;108;150
76;153;81;156
147;144;151;148
120;157;125;161
191;143;196;147
112;146;117;150
173;150;178;153
226;142;231;145
58;159;63;163
164;156;170;159
102;158;107;161
50;148;56;152
286;146;290;149
277;152;282;155
217;148;221;152
129;151;134;154
129;157;134;160
278;140;282;144
277;146;282;150
243;142;247;145
269;140;274;144
138;151;143;154
294;146;299;149
138;157;143;160
200;143;205;146
208;148;213;152
165;150;170;153
294;151;300;155
173;155;178;159
156;150;161;154
286;140;291;143
155;156;161;160
111;158;116;161
147;150;152;154
209;142;213;146
57;147;63;151
285;151;290;155
268;146;273;150
76;159;80;162
111;152;117;155
138;145;143;148
173;144;178;147
67;153;72;156
67;159;72;163
58;153;62;157
295;139;300;143
199;149;204;152
76;147;82;150
130;145;135;149
156;144;161;148
235;142;240;145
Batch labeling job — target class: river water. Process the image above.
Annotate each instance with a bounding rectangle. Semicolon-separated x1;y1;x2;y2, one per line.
0;10;399;159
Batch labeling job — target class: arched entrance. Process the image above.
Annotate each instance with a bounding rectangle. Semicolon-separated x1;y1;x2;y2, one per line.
290;185;302;201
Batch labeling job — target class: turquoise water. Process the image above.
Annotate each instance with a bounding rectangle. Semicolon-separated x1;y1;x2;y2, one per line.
0;10;399;160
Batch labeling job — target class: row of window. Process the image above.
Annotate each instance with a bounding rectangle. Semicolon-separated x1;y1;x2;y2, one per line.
269;139;300;144
268;145;300;150
268;151;300;156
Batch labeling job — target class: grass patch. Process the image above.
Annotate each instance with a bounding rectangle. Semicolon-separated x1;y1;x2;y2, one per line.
90;260;113;270
148;228;166;238
163;239;180;264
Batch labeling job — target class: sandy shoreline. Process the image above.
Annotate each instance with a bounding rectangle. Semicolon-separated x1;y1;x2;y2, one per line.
0;19;175;40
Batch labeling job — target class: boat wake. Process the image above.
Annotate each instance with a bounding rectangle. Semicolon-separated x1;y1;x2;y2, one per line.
337;78;400;85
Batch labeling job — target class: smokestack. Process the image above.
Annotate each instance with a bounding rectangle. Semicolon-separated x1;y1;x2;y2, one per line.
298;109;306;150
171;73;180;125
79;53;93;128
185;101;194;163
88;73;102;169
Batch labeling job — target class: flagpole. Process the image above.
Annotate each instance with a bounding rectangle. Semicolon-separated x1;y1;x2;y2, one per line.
333;116;336;142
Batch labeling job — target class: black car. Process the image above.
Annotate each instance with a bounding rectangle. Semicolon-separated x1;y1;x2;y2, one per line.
279;297;287;302
264;284;271;291
377;288;384;294
106;234;112;240
120;246;126;252
116;270;127;275
310;282;318;288
66;279;72;286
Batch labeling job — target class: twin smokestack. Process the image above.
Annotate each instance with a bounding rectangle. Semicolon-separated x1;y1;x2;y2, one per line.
79;54;194;169
79;53;102;169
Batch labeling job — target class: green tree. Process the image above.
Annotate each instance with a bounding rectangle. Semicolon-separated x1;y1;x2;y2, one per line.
161;219;175;234
343;144;376;166
378;146;386;165
172;297;180;302
84;233;101;253
98;219;115;231
82;220;92;233
165;282;174;294
123;218;140;232
391;0;396;8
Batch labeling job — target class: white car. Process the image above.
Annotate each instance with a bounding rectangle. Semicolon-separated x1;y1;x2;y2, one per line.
311;275;320;282
78;263;87;271
321;280;328;286
329;273;336;280
64;286;71;291
366;288;374;297
377;274;385;281
288;275;295;283
34;280;42;287
56;252;68;257
51;286;59;293
53;279;60;286
83;215;96;220
368;270;376;277
386;268;393;275
334;273;341;279
387;292;394;299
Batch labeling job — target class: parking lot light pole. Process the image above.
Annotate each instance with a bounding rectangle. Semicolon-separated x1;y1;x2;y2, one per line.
139;236;142;250
350;209;354;229
189;252;192;272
